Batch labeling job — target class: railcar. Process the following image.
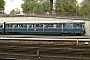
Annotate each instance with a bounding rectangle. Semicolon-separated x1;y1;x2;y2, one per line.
0;20;85;35
0;22;4;34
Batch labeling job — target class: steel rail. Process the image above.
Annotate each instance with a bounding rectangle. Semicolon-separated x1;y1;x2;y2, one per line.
0;38;89;41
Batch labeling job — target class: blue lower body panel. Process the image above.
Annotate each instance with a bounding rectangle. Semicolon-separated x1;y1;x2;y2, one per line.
4;28;85;35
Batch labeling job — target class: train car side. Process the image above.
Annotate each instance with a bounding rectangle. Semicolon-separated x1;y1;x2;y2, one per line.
4;21;63;35
0;20;86;35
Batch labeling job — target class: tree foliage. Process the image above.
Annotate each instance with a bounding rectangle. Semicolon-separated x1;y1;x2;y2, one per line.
54;0;77;13
21;0;78;14
41;0;50;12
21;0;50;12
10;9;15;15
0;0;5;9
79;0;90;16
10;8;20;15
21;0;38;12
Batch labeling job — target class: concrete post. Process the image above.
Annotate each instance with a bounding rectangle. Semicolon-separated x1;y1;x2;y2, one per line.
75;39;78;45
37;50;39;57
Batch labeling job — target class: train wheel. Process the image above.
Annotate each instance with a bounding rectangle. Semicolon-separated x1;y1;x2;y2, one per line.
68;34;71;36
0;32;2;35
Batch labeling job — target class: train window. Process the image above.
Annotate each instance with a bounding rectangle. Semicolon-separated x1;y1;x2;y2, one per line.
76;24;79;28
60;23;62;28
36;24;39;28
32;24;34;28
17;25;19;28
42;24;46;28
0;24;3;28
71;24;73;28
24;24;29;28
12;24;15;28
32;24;39;28
17;24;23;28
53;24;56;28
48;24;51;28
27;24;30;28
6;24;9;28
6;24;13;28
82;24;85;28
63;23;65;27
48;24;56;28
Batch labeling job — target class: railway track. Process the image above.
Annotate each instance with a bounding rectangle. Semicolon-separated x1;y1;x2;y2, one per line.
0;35;89;39
0;40;90;60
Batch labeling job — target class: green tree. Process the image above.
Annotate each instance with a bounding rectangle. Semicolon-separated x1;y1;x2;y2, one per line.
15;8;20;14
21;0;50;12
10;8;20;15
10;9;15;15
41;0;50;12
79;0;90;16
21;0;38;12
33;3;42;12
54;0;77;13
37;0;53;13
0;0;5;9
